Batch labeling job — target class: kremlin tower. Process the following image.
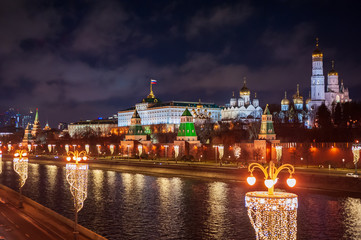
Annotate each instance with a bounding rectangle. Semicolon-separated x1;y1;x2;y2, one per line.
31;108;41;137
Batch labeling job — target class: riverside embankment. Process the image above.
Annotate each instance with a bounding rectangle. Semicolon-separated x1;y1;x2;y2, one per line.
4;155;361;195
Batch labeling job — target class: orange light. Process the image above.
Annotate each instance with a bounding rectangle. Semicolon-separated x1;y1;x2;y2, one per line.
247;176;256;186
287;178;296;187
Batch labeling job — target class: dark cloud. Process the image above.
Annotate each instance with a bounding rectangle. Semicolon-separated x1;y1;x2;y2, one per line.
0;0;360;127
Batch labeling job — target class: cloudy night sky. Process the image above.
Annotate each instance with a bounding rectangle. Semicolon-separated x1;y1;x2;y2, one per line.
1;0;360;126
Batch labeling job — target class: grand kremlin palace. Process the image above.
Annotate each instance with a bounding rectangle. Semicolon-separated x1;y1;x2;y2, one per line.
117;84;221;131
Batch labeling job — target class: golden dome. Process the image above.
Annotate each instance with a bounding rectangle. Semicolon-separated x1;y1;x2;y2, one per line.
281;91;290;105
293;84;303;105
305;91;311;104
328;60;338;76
240;78;250;96
312;37;323;57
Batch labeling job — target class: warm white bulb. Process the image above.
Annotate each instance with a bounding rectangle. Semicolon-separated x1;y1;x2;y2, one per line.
66;157;71;161
247;176;256;186
287;178;296;187
264;179;274;189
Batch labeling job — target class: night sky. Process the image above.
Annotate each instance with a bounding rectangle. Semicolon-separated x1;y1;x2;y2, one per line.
1;0;360;126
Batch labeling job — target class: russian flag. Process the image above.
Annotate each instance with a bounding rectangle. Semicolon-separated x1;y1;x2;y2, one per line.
151;79;157;84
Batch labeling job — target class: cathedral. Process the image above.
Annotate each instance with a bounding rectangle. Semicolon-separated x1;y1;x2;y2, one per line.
308;38;351;124
221;78;263;122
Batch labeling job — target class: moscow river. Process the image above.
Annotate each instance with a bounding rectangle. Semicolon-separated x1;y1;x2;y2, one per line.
1;161;361;240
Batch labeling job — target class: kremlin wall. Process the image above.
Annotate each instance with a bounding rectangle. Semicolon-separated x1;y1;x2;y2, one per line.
10;39;357;169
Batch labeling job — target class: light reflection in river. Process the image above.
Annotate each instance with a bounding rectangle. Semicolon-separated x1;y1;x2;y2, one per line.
342;197;361;239
0;162;360;240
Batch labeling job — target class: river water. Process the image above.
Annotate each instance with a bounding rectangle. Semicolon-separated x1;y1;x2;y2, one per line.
1;161;361;240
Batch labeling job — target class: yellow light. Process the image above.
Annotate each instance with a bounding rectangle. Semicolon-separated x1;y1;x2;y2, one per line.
264;179;274;189
247;176;256;186
287;178;296;187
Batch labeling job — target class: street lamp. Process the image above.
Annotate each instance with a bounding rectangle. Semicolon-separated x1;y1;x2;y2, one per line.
174;145;179;163
85;144;90;155
65;144;70;154
127;145;131;158
52;144;56;153
110;144;115;155
342;158;345;169
352;144;360;175
163;145;169;161
72;144;77;151
48;144;52;153
13;150;28;208
245;161;298;239
96;144;101;155
213;145;218;163
8;144;11;153
66;150;88;240
275;145;282;166
138;145;142;160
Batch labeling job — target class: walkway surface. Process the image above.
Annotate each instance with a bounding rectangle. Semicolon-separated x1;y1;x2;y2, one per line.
0;189;102;240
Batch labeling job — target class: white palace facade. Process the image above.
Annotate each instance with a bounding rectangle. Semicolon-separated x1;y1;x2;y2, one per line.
117;85;221;127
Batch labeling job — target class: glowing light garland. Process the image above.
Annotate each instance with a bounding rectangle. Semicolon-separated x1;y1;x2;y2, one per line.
13;150;28;207
352;144;361;174
65;150;88;239
174;145;179;159
245;191;298;240
245;161;298;239
275;146;282;165
110;144;115;155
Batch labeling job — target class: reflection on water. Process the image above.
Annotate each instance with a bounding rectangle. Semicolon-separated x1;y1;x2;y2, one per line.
343;197;361;239
0;161;360;240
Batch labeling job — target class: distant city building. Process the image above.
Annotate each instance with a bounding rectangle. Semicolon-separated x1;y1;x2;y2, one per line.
117;83;221;128
68;119;117;137
177;108;198;142
221;78;263;122
58;122;68;131
22;110;34;129
125;109;147;141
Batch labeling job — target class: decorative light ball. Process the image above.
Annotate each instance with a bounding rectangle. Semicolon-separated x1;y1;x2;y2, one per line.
66;157;71;161
273;178;278;185
83;156;87;161
247;176;256;186
14;153;19;157
23;152;27;156
264;179;274;189
287;178;296;187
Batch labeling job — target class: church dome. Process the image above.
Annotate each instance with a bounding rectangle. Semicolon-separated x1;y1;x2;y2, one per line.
281;91;290;105
328;60;338;76
305;98;311;105
293;84;303;105
240;78;250;96
312;38;323;57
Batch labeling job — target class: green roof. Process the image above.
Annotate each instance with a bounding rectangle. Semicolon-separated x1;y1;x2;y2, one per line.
182;108;192;116
263;104;271;115
128;125;144;135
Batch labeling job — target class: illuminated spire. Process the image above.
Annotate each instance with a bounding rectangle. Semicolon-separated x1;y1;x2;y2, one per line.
147;83;155;99
254;92;257;98
296;84;300;97
316;37;319;48
34;108;39;124
285;91;287;99
331;60;335;70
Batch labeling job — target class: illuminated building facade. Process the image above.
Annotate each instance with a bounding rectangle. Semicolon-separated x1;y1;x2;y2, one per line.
68;119;117;137
221;78;263;122
117;85;221;127
308;39;351;125
278;85;308;124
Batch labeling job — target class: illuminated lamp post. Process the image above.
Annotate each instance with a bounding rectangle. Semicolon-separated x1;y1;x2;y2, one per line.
275;145;282;166
52;144;56;153
27;144;31;152
127;145;131;159
96;144;101;155
352;144;361;175
218;145;224;166
65;144;70;154
85;144;90;155
48;144;52;153
213;145;218;164
13;150;29;208
8;144;11;153
0;150;2;174
163;145;169;161
66;150;88;240
72;144;77;151
245;161;297;239
138;145;142;160
110;144;115;155
174;145;179;163
342;158;345;169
